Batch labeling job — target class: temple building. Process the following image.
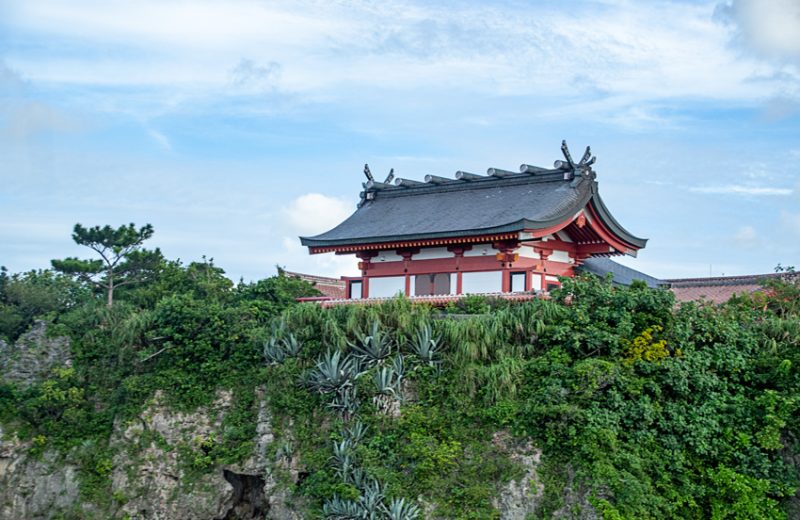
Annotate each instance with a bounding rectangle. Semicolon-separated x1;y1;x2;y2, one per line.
300;142;648;300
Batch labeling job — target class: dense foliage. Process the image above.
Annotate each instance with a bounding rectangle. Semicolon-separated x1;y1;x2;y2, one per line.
0;251;320;510
1;238;799;519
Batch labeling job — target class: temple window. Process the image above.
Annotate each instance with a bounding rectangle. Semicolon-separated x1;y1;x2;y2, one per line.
510;271;527;292
349;280;363;299
414;273;453;295
461;271;502;294
369;276;405;298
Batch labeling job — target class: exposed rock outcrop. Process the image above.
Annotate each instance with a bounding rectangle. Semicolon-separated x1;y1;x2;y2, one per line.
0;427;85;520
492;432;545;520
551;466;600;520
109;388;305;520
0;368;306;519
0;320;71;388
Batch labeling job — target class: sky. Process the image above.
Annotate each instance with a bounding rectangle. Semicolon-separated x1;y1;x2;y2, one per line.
1;0;799;282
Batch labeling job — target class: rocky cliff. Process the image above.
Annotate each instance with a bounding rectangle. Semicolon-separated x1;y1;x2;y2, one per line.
0;324;550;519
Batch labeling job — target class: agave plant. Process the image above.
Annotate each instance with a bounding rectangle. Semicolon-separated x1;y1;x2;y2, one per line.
281;332;303;357
372;366;399;411
331;438;354;461
275;440;293;460
305;350;364;394
392;354;406;384
372;367;397;396
382;497;421;520
410;323;443;367
330;439;355;481
347;466;368;489
323;495;363;519
342;421;369;446
263;336;286;365
358;478;386;518
349;321;393;366
328;385;361;420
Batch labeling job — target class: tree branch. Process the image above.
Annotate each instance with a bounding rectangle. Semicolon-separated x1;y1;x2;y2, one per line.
140;344;176;363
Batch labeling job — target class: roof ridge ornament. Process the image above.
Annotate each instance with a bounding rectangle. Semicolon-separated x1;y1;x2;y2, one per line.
554;140;597;182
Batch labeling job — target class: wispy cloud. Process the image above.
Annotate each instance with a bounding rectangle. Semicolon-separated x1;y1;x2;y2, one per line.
146;128;171;151
689;184;793;195
229;59;281;93
733;225;759;247
716;0;800;61
4;0;798;124
0;62;78;139
2;1;799;281
782;211;800;236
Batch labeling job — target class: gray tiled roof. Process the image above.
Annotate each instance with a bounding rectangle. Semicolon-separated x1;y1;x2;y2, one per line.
578;257;664;288
301;169;647;250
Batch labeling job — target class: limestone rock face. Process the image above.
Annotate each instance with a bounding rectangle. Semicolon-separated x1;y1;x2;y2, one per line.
0;427;84;520
492;432;545;520
0;322;327;518
110;388;304;520
551;466;600;520
0;320;71;388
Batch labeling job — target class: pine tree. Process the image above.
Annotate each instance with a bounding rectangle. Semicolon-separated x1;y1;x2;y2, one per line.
52;223;162;306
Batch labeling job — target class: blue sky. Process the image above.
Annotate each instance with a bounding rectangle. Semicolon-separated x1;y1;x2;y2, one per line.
1;0;798;281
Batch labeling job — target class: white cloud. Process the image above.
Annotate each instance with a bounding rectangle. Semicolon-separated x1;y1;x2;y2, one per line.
0;63;78;139
277;192;360;277
717;0;800;60
4;0;798;116
279;235;357;278
147;128;171;150
689;184;793;195
782;211;800;236
283;193;353;236
1;100;76;138
734;225;759;247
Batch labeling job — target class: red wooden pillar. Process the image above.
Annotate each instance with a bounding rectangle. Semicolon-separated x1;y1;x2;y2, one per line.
534;246;552;292
398;248;419;297
494;240;520;293
447;245;471;295
356;251;378;298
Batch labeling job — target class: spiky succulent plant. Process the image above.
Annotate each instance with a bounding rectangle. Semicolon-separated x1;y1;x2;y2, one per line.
323;496;362;519
392;354;406;384
342;421;368;445
410;323;443;367
349;321;393;366
358;478;386;517
382;497;421;520
262;337;286;365
372;367;397;396
328;385;360;420
304;350;364;394
281;332;303;357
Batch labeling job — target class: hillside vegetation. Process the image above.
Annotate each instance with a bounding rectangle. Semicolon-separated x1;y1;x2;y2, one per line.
1;252;799;519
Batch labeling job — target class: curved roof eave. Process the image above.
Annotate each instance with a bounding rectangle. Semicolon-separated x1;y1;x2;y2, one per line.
300;220;529;248
300;181;594;248
588;184;648;249
300;179;647;251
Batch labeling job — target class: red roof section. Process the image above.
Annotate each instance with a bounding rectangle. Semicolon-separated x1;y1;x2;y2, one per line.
666;273;786;304
284;271;346;300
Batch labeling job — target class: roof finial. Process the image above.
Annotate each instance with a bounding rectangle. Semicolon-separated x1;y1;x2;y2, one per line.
383;168;395;184
560;140;576;169
363;163;374;182
555;141;596;181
